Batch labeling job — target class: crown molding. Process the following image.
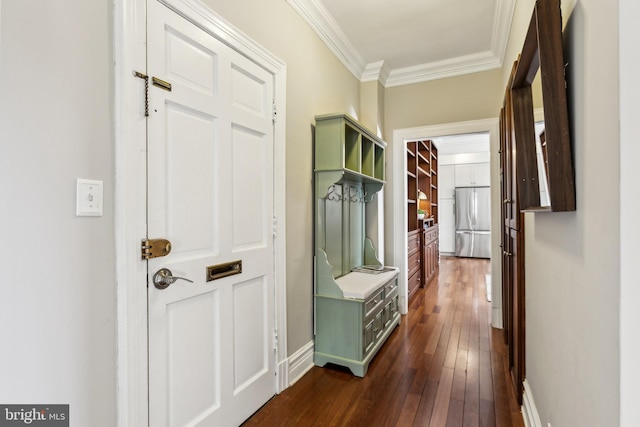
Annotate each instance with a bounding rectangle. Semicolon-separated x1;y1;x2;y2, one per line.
491;0;516;70
361;60;391;86
288;0;515;88
286;0;365;79
385;51;501;87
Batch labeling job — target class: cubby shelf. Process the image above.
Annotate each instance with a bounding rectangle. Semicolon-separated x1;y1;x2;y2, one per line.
315;113;386;183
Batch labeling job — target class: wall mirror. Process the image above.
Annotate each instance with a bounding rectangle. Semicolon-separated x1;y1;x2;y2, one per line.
534;119;550;207
510;0;575;212
532;72;550;208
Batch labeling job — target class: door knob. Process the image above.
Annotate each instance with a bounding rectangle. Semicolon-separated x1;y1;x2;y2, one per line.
153;268;193;289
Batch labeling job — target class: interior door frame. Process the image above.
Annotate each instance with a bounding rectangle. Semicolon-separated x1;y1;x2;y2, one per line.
391;118;502;326
114;1;288;425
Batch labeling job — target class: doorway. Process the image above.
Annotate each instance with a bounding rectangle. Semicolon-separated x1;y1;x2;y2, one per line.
390;119;502;327
114;0;288;424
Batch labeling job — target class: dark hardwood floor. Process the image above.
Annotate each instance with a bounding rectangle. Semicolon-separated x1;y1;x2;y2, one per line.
243;257;524;426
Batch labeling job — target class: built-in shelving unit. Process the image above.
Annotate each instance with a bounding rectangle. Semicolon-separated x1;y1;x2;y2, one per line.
313;113;399;377
406;140;439;301
429;145;439;224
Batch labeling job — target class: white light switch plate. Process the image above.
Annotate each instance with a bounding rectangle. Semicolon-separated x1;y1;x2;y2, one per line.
76;179;103;216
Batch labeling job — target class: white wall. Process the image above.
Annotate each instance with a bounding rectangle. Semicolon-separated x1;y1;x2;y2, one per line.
0;1;116;425
507;1;621;425
619;0;640;424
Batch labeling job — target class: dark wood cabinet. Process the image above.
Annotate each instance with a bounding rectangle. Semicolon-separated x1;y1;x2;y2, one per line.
407;229;422;300
422;226;439;287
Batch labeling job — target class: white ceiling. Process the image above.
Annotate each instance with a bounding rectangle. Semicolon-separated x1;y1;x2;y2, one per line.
287;0;515;87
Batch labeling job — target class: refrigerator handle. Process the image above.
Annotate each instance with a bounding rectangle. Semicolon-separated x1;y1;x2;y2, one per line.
472;189;478;230
467;189;473;230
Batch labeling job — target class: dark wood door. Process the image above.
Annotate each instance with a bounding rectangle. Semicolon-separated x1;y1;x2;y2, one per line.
508;226;525;402
499;96;526;405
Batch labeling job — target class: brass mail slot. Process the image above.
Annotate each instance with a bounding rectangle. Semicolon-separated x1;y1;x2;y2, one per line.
207;260;242;282
152;76;172;91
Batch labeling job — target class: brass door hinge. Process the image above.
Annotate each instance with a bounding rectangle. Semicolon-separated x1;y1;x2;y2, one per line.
141;238;172;260
272;101;277;124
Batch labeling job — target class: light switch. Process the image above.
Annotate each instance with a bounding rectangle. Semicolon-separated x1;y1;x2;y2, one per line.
76;179;103;216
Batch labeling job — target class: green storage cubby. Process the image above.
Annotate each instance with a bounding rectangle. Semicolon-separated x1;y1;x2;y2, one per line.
374;144;385;180
344;123;361;173
361;135;374;177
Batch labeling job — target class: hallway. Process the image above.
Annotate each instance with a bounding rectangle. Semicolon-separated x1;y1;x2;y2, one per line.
243;256;524;426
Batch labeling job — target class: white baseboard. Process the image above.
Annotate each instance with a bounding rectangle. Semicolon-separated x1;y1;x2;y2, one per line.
491;306;503;329
287;340;315;386
277;358;288;393
522;379;543;427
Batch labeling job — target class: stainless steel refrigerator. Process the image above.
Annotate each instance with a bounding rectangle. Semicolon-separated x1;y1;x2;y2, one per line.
455;187;491;258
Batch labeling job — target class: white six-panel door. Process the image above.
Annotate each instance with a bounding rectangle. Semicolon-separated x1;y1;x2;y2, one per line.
146;1;276;425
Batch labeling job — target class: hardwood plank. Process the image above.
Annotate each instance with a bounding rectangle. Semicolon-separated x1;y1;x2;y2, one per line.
427;338;447;382
463;349;480;427
430;367;455;425
479;350;494;402
480;398;497;427
395;393;421;426
396;353;433;426
451;349;468;401
444;311;463;369
412;379;439;426
491;347;513;427
446;398;465;427
425;322;445;355
315;373;363;425
374;367;417;426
